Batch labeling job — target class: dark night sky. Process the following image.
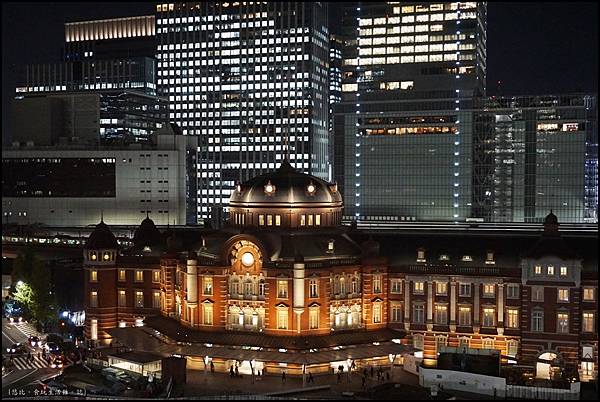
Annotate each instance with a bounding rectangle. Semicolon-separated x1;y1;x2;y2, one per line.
2;2;598;142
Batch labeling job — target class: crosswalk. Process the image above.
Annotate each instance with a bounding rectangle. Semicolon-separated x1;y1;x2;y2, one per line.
13;322;41;338
8;355;51;370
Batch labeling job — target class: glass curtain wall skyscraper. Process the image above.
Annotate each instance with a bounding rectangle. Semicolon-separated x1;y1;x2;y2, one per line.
334;2;487;222
155;2;329;222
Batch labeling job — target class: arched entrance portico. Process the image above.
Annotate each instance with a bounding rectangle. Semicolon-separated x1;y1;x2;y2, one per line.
536;351;560;380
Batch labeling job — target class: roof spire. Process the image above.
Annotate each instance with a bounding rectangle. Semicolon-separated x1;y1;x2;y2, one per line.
100;210;104;223
146;210;149;219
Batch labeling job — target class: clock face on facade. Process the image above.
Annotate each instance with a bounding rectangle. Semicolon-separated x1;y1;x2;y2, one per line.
230;240;262;275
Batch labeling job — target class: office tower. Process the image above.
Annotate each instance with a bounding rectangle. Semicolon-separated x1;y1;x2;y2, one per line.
481;94;597;224
155;2;330;221
13;16;165;145
334;2;487;222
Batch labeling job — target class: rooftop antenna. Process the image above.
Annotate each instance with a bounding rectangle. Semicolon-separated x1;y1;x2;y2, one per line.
100;210;104;223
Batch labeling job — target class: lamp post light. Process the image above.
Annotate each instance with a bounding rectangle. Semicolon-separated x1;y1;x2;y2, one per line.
347;358;352;383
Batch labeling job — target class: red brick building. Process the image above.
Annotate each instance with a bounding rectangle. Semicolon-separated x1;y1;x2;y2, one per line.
84;162;597;380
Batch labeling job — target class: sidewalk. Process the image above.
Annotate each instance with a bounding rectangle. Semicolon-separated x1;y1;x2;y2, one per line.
183;367;420;398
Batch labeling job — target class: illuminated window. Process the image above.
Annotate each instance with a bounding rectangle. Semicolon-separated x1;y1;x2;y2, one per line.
482;308;495;327
458;307;471;326
583;287;595;301
277;280;288;298
485;251;495;265
557;312;569;333
309;309;319;329
135;270;144;282
373;274;382;293
482;338;495;350
583;312;595;332
259;215;265;226
547;266;554;275
90;270;98;282
373;302;382;323
118;290;126;307
401;5;414;13
436;282;447;295
391;303;402;322
275;215;281;226
119;269;126;281
300;215;306;226
506;308;519;328
560;266;568;276
203;277;213;295
315;214;320;226
152;291;161;308
307;214;314;226
414;281;424;294
152;270;160;283
483;284;495;297
557;288;569;302
435;305;447;324
417;249;426;262
507;340;519;357
277;309;288;329
267;215;273;226
534;265;542;275
135;291;144;308
309;279;319;298
90;291;98;308
203;303;213;325
462;255;473;262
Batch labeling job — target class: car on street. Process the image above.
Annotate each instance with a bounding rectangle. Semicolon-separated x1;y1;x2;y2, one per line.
50;356;65;369
44;342;61;355
28;336;42;348
6;343;27;354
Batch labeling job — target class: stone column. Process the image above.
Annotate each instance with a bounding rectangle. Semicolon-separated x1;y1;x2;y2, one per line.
427;280;433;331
293;256;305;334
186;257;198;326
450;280;457;332
473;282;480;334
404;279;411;331
497;283;504;336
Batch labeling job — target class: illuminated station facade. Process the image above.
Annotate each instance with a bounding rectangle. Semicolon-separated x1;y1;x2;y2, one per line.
83;161;597;380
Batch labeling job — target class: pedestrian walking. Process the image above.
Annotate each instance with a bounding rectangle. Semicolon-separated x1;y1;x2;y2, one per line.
230;365;234;377
282;371;286;383
210;361;215;373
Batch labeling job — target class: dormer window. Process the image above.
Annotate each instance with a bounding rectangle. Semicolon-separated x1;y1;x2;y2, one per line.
439;254;449;261
327;239;335;253
560;266;568;276
534;265;542;275
547;266;555;275
90;251;97;261
462;255;473;262
103;252;111;261
485;251;495;265
143;246;151;252
417;248;426;263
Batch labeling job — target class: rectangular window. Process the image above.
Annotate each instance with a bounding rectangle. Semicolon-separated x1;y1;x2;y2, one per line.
583;287;595;301
300;215;306;226
482;308;495;327
373;275;382;293
203;277;213;295
152;270;160;283
582;312;595;332
532;311;544;332
436;282;447;295
266;215;273;226
203;304;213;325
435;305;448;325
373;303;382;323
414;281;424;294
152;291;161;308
309;309;319;329
483;284;495;297
390;279;402;294
507;340;519;357
507;284;519;299
275;215;281;226
118;290;126;307
259;215;265;226
90;291;98;307
315;214;321;226
391;303;402;322
547;266;554;275
307;214;314;226
532;286;544;302
135;270;144;282
459;283;471;297
560;266;568;276
557;288;569;302
557;312;569;333
277;310;288;329
413;304;425;324
506;308;519;328
277;280;288;298
309;279;319;298
118;269;126;281
534;265;542;275
135;291;144;308
458;307;471;326
90;270;98;282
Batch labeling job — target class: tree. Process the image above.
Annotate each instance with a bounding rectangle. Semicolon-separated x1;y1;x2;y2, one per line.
13;281;34;312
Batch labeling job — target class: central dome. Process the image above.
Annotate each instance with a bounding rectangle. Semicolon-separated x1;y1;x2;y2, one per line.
228;160;343;228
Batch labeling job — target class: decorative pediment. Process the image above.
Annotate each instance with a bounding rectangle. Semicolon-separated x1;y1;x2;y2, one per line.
308;302;321;308
275;302;289;308
372;297;384;303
